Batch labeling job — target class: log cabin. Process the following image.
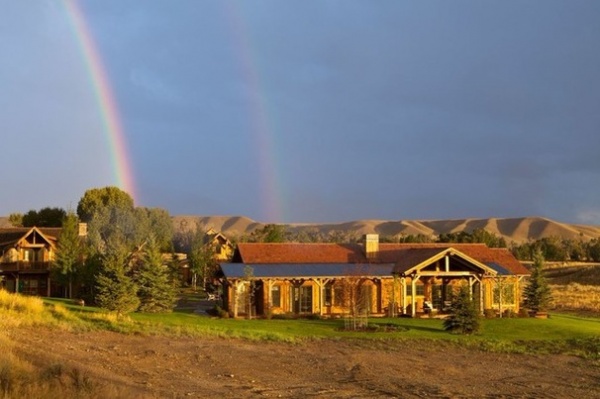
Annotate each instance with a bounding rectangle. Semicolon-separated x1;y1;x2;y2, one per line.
0;227;62;295
219;234;529;318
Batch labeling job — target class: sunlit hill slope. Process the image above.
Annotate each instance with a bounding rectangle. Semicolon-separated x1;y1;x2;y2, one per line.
172;216;600;244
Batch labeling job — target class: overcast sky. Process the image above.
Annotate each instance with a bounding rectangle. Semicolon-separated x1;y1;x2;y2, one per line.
1;1;599;224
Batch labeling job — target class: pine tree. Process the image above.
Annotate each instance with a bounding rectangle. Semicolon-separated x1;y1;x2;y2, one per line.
53;212;82;298
443;285;481;335
523;249;552;313
95;236;139;316
135;234;177;313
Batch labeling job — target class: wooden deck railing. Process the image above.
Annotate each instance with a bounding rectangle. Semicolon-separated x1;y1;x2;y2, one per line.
0;262;51;272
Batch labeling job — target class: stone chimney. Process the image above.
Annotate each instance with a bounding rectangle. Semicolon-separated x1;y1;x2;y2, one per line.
364;234;379;260
78;223;88;237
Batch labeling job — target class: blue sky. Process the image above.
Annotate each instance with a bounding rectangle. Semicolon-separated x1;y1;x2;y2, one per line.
1;1;599;224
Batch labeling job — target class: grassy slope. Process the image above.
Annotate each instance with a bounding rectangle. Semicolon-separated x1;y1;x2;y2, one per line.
0;292;597;359
37;297;600;359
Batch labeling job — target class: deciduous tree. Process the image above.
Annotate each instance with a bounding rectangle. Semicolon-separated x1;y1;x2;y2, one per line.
188;226;216;290
8;213;23;227
52;212;82;298
77;186;134;223
21;207;66;227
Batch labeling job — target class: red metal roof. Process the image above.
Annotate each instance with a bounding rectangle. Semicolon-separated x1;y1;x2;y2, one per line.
234;242;529;275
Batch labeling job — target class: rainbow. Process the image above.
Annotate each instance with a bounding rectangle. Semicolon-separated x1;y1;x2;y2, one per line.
223;3;284;222
62;1;137;202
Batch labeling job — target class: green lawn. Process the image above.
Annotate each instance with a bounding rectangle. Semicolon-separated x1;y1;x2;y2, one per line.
39;297;600;358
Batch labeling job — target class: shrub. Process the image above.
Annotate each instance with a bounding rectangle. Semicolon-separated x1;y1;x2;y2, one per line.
483;309;497;319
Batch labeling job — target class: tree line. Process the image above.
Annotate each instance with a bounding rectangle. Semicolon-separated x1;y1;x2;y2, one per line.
231;224;600;262
10;191;597;316
10;187;201;316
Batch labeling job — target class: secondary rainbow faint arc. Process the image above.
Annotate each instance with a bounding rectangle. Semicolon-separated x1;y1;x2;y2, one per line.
63;0;137;202
224;3;284;222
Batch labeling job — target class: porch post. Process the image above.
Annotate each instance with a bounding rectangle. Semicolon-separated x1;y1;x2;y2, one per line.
313;278;324;316
47;275;51;297
266;279;274;313
231;280;238;318
479;279;484;315
468;276;474;300
401;277;406;315
411;275;418;317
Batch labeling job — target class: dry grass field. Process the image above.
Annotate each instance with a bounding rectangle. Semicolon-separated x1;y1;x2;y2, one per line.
545;262;600;314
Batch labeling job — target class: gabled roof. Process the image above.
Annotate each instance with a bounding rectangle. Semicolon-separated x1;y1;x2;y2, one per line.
231;242;529;276
392;247;499;276
0;227;61;250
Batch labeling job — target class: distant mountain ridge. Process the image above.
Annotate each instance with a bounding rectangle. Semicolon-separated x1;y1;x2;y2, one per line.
172;216;600;244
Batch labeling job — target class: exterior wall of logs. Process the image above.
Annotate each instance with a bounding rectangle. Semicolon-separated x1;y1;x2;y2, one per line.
222;274;523;318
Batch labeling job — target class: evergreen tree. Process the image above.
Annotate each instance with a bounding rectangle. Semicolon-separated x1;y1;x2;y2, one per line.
523;249;552;313
443;285;481;335
135;234;177;312
52;212;82;298
95;235;139;316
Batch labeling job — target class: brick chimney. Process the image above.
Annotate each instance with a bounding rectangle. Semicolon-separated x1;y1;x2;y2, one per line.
364;234;379;260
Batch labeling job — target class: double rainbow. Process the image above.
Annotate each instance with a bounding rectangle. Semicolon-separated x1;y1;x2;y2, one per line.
63;1;137;202
63;2;286;221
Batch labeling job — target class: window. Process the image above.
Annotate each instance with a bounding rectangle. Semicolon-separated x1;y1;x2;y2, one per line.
325;284;333;306
271;285;281;308
333;285;344;306
406;284;425;296
493;284;515;305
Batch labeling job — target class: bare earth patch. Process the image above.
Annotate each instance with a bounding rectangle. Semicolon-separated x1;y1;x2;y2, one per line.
11;327;600;398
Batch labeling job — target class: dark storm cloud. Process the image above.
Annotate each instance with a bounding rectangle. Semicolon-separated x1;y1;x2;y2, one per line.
1;1;599;224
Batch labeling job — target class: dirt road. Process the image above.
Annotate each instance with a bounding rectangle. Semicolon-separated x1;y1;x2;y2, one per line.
11;327;600;398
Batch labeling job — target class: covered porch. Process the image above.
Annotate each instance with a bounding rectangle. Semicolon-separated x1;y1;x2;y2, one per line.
219;263;395;318
393;247;508;317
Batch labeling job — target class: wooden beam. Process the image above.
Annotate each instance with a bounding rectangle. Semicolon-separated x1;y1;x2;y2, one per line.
416;271;475;277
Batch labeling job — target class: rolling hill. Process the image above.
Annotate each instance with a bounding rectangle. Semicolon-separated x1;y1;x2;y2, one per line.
3;215;598;244
172;216;600;244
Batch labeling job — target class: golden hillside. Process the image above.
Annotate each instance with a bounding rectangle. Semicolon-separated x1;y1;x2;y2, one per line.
172;216;600;244
3;215;597;244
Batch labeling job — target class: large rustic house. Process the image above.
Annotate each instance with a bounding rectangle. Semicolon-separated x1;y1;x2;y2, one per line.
0;227;62;296
219;235;530;318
